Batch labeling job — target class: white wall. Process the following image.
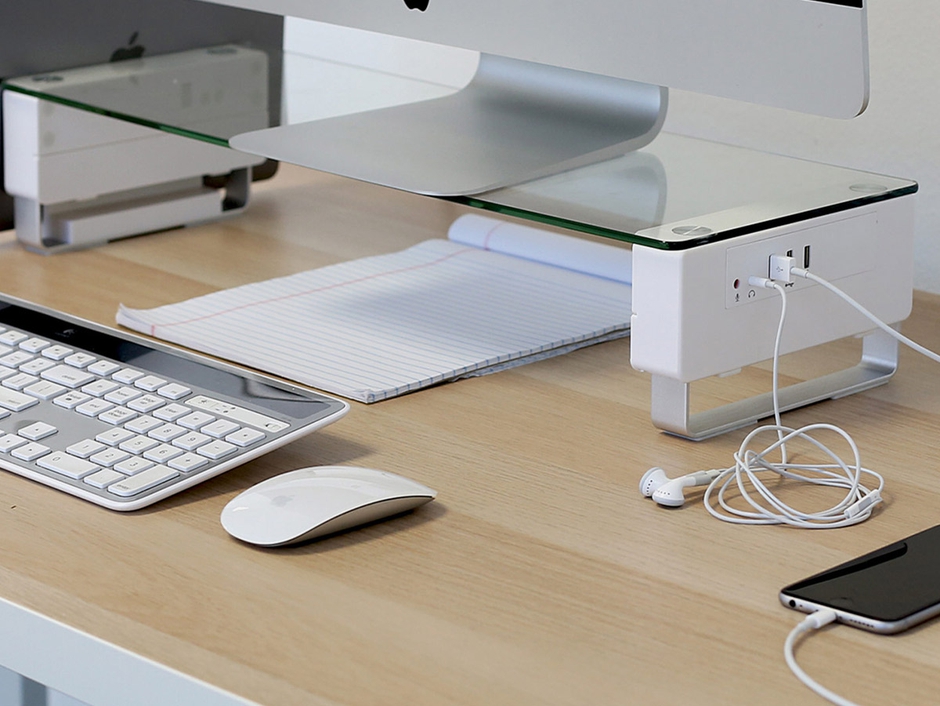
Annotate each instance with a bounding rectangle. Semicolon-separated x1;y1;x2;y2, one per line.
664;0;940;294
287;1;940;293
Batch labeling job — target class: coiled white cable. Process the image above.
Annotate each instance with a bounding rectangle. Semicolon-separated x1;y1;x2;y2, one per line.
734;269;940;703
700;277;884;528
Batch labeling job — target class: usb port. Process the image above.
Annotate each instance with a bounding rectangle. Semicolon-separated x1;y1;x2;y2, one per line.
803;245;811;269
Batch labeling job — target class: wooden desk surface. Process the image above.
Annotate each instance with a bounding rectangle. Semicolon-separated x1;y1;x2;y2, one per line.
1;165;939;705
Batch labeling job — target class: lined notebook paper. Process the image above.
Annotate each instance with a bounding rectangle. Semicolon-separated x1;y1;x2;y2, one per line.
116;215;633;402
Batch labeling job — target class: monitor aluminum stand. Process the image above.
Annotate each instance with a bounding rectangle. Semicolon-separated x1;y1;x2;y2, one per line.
231;53;667;196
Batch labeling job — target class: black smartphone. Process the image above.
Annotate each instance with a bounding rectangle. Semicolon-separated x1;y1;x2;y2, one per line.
781;524;940;634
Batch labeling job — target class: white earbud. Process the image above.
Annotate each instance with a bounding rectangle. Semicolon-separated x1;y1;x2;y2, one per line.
639;467;669;497
639;467;724;508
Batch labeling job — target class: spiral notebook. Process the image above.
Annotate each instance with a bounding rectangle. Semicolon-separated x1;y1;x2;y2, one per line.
116;215;633;403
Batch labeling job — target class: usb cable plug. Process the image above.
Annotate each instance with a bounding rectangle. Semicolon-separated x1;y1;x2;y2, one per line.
769;254;798;283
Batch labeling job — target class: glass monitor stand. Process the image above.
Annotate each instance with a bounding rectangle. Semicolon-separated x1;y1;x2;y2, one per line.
1;45;919;438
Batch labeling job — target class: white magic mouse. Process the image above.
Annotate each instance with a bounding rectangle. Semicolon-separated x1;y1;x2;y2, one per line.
220;466;437;547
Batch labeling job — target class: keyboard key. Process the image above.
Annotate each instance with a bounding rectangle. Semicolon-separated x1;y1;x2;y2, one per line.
114;457;154;476
202;419;240;438
3;373;39;391
0;434;28;453
42;345;73;360
12;442;50;462
77;399;115;417
91;448;131;467
225;427;267;447
0;331;28;346
127;394;164;414
157;383;191;400
64;352;96;368
153;403;189;421
172;431;210;451
67;439;107;458
119;435;160;454
196;440;237;460
178;412;215;430
24;380;66;400
87;360;121;376
1;351;34;368
53;391;91;409
81;379;121;397
134;375;167;392
107;465;179;497
95;428;136;446
18;358;56;375
41;365;96;389
37;452;98;479
19;337;49;353
112;368;144;384
168;453;209;473
18;422;57;441
98;407;138;426
125;416;163;434
148;423;186;442
0;387;39;412
83;469;125;489
104;386;142;405
144;444;185;463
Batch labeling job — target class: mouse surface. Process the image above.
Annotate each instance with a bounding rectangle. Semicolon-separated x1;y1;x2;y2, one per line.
220;466;437;547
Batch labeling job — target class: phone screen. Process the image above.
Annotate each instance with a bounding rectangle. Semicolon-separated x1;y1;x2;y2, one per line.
781;524;940;633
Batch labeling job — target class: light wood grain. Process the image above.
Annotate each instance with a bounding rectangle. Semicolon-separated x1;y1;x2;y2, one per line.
1;164;939;705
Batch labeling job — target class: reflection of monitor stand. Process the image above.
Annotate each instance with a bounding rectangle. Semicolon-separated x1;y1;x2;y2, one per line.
5;94;260;254
3;46;268;254
231;54;667;196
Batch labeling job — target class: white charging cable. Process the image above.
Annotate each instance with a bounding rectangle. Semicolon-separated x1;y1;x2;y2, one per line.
785;610;860;706
768;267;940;703
699;276;884;528
790;266;940;365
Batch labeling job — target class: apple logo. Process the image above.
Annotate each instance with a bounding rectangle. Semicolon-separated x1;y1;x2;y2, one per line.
403;0;430;10
110;32;145;62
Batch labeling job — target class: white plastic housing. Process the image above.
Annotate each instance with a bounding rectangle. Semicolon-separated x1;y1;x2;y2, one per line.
630;197;916;383
3;91;261;206
2;45;270;252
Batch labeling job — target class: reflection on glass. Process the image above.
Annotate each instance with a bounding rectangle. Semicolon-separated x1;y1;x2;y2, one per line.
470;134;916;248
3;46;917;249
4;45;271;145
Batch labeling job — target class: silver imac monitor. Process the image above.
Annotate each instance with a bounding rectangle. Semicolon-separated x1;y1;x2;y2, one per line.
200;0;869;195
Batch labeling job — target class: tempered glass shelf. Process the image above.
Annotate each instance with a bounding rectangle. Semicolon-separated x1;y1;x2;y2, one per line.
2;45;917;250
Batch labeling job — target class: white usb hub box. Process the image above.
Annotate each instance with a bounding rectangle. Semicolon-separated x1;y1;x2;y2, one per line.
630;193;916;439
